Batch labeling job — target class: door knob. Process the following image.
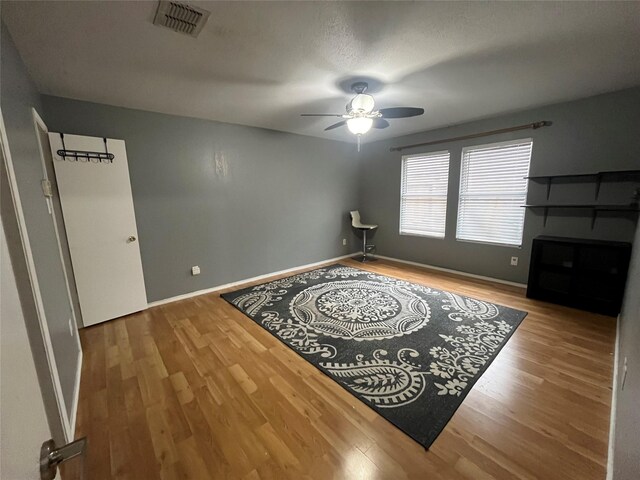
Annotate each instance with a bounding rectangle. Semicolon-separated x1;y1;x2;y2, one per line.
40;437;87;480
127;235;137;242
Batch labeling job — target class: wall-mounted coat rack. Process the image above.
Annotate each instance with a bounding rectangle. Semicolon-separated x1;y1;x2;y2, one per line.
56;134;114;164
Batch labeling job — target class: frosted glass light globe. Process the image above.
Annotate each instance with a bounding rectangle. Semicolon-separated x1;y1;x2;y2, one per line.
347;117;373;135
349;94;375;113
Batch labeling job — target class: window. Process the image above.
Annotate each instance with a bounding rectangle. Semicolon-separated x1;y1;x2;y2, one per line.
456;139;533;246
400;151;450;238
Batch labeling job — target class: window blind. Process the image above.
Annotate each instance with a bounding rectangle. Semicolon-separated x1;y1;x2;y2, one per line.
400;151;450;238
456;139;533;246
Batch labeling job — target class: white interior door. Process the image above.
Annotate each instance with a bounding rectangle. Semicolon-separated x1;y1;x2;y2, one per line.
1;220;54;479
1;133;55;479
49;133;147;326
1;108;67;477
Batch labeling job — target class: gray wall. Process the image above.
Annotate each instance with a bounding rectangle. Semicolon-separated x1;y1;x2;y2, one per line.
360;87;640;284
613;219;640;479
5;19;640;477
41;96;361;303
1;23;79;427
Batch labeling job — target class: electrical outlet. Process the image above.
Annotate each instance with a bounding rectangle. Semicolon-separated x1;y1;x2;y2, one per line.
342;238;347;246
191;266;201;276
68;318;74;337
622;356;628;390
510;256;519;266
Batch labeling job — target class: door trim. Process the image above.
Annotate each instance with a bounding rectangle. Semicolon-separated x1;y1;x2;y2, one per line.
0;107;75;442
32;109;82;329
32;109;83;436
69;348;83;437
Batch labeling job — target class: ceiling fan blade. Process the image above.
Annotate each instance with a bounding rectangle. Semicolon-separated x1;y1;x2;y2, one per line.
300;113;344;117
379;107;424;119
372;118;390;129
324;120;347;131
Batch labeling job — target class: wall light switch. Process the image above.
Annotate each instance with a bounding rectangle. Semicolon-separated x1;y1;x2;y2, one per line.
510;256;519;266
41;179;53;197
191;266;201;276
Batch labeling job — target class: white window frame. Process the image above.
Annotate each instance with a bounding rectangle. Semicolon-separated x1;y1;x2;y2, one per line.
399;150;450;239
456;138;533;248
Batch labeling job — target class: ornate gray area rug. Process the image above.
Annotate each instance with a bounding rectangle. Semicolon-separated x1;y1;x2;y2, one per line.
221;264;527;449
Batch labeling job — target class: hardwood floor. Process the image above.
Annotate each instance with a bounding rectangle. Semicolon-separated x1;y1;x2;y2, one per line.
70;259;616;479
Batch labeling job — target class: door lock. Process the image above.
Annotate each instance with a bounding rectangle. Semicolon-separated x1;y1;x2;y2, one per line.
40;437;87;480
127;235;137;242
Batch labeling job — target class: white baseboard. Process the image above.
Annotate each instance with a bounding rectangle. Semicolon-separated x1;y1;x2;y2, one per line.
69;346;82;440
606;314;621;480
374;254;527;289
147;253;358;307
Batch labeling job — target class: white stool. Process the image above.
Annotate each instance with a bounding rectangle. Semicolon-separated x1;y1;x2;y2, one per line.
350;210;378;262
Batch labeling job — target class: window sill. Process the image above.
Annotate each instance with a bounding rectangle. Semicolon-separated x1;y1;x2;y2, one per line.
399;231;445;240
455;237;523;249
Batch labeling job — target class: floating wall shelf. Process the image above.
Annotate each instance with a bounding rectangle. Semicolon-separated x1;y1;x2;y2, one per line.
523;169;640;229
521;204;640;228
525;169;640;200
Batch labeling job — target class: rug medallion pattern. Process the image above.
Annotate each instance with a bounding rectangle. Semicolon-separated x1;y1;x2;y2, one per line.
222;264;527;448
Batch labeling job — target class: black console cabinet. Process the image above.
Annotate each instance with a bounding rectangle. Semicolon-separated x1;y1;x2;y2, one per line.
527;236;632;316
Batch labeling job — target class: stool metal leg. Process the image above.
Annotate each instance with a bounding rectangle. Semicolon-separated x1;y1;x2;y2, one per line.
353;228;377;262
362;229;367;261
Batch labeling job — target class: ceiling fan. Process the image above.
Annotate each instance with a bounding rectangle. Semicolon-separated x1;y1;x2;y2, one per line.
301;81;424;150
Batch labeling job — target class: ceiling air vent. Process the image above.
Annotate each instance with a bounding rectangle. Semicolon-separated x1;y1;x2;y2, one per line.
153;1;210;38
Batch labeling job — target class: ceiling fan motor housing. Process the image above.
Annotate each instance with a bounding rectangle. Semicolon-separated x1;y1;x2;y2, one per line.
351;81;369;94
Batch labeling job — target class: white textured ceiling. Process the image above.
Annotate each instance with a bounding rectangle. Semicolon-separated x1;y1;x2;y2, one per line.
3;1;640;143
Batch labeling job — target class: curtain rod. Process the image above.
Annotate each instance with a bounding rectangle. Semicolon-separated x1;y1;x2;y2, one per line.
389;121;552;152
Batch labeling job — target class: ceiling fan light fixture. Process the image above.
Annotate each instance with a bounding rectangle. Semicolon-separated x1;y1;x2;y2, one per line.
348;94;375;114
347;117;373;135
299;82;424;149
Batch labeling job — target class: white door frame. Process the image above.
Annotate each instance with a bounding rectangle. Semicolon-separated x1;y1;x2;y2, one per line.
0;107;76;442
32;108;83;434
32;108;82;330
